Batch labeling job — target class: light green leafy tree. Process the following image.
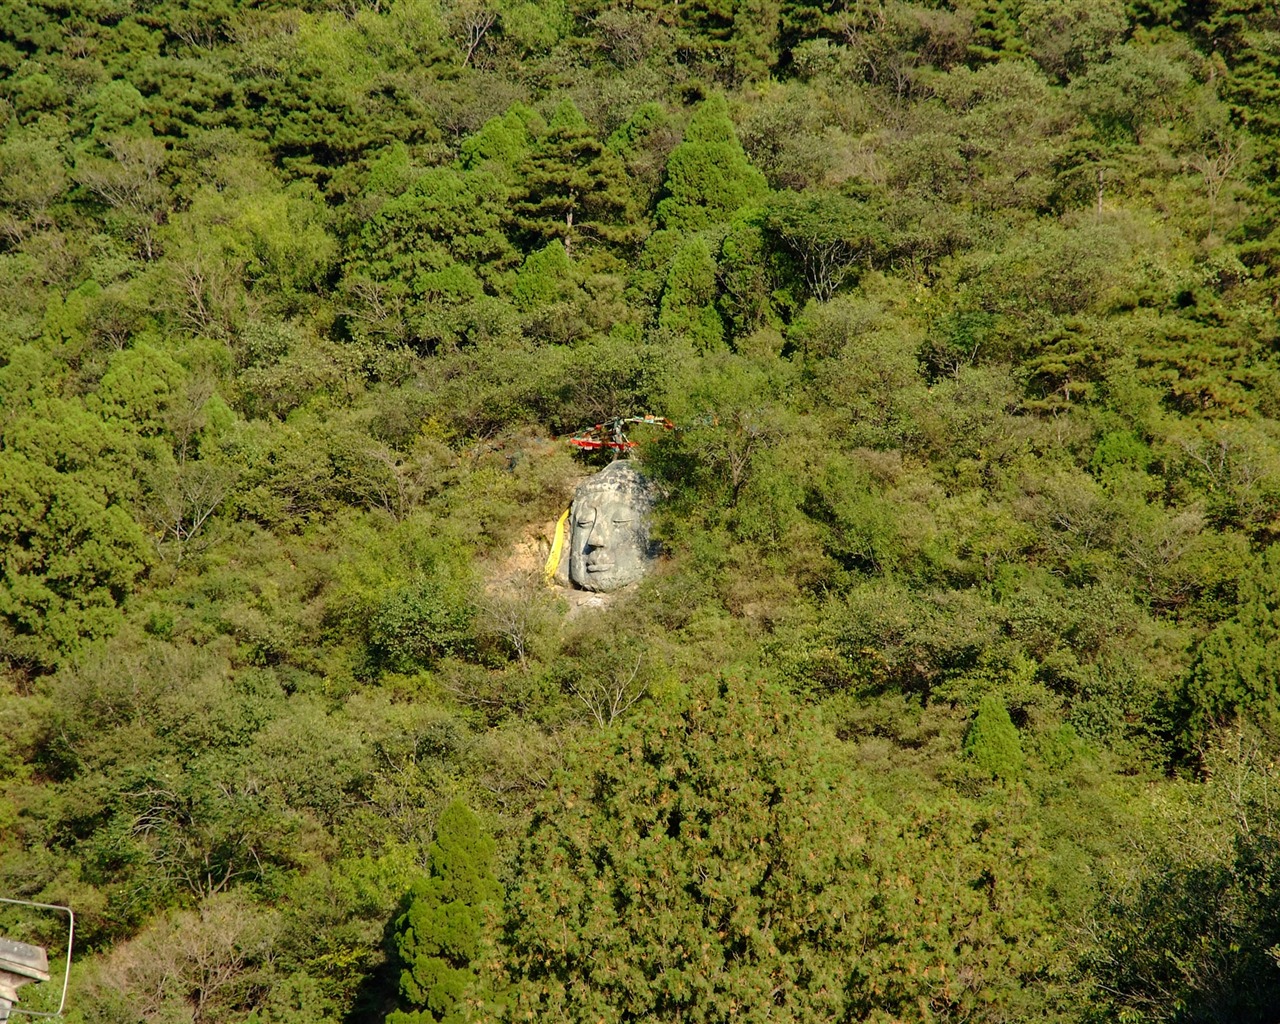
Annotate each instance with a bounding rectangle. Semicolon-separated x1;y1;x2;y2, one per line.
763;190;888;302
0;125;68;240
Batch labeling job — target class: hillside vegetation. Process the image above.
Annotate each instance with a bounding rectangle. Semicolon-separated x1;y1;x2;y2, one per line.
4;0;1280;1020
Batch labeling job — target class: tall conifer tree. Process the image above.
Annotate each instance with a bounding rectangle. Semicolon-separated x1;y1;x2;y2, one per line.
656;95;768;232
390;801;500;1024
512;99;639;256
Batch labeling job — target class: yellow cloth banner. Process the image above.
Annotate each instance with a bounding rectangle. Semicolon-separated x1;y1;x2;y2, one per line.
544;508;570;581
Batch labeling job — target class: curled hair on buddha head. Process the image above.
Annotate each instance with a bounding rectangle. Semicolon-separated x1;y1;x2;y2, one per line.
572;460;657;506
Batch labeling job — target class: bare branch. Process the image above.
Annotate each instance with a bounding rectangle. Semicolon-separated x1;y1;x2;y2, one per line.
572;653;646;728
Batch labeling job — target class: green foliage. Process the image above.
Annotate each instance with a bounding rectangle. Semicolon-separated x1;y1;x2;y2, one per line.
343;166;516;350
1180;545;1280;749
0;348;151;665
6;2;1280;1020
459;104;543;182
764;190;888;301
679;0;781;84
715;210;777;339
331;515;479;674
392;800;499;1024
656;95;768;232
501;676;1066;1022
511;99;640;256
968;0;1028;64
1020;0;1127;81
370;577;477;672
511;240;575;311
658;235;725;351
511;240;589;343
1088;732;1280;1023
0;446;150;662
651;352;789;508
965;693;1026;782
605;102;674;209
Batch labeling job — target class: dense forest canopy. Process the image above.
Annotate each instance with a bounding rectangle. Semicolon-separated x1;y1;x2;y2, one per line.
3;0;1280;1020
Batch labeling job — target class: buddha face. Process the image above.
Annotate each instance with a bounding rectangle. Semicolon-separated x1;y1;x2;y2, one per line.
568;463;654;592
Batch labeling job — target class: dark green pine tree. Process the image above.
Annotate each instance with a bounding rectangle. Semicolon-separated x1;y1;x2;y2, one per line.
512;99;641;257
1196;1;1280;142
388;800;501;1024
967;0;1028;66
655;94;768;232
658;235;726;351
778;0;834;67
679;0;780;83
1181;545;1280;752
1021;317;1116;416
1218;25;1280;196
964;694;1025;783
1124;0;1191;32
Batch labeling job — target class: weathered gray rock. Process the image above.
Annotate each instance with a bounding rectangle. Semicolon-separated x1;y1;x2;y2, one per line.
567;461;657;592
0;937;49;1021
